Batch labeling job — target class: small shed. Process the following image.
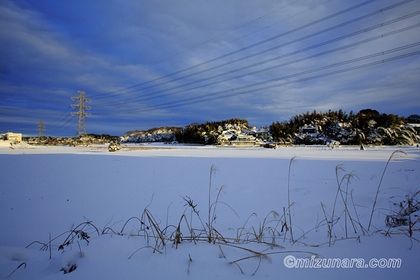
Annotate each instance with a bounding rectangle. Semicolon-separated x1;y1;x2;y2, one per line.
6;132;22;144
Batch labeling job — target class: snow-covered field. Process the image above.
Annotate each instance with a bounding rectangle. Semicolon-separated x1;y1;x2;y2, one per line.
0;144;419;279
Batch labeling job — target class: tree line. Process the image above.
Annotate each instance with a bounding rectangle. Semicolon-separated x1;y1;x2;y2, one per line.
270;109;418;145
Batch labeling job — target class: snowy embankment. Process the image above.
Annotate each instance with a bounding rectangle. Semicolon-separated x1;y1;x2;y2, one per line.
0;144;419;279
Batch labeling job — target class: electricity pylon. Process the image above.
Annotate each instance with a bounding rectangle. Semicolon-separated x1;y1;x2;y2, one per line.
38;120;45;139
71;91;91;137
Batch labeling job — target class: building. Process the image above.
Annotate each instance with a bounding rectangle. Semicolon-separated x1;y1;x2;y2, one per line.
5;132;22;144
406;123;420;134
230;135;256;146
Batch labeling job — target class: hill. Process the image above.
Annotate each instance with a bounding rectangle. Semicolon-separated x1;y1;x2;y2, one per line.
120;110;419;146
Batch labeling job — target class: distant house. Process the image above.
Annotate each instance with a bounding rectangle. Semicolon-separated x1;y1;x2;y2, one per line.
230;135;256;146
5;132;22;144
252;127;269;141
218;131;235;145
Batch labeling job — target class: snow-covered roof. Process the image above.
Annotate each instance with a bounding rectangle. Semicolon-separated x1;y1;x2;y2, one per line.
407;123;420;127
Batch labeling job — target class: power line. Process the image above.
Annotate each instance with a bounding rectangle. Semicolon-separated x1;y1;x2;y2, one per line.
92;11;420;108
89;0;332;100
49;0;419;131
140;50;420;112
54;115;77;132
46;105;74;135
95;43;420;115
90;0;382;100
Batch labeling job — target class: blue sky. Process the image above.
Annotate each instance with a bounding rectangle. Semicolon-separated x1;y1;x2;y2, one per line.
1;0;419;137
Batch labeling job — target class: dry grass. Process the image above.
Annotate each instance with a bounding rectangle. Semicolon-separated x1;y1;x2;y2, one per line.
6;262;26;278
24;154;419;276
383;190;420;244
287;157;296;242
368;150;406;231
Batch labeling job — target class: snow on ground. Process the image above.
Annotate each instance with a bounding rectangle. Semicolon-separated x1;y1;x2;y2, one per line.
0;144;419;279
